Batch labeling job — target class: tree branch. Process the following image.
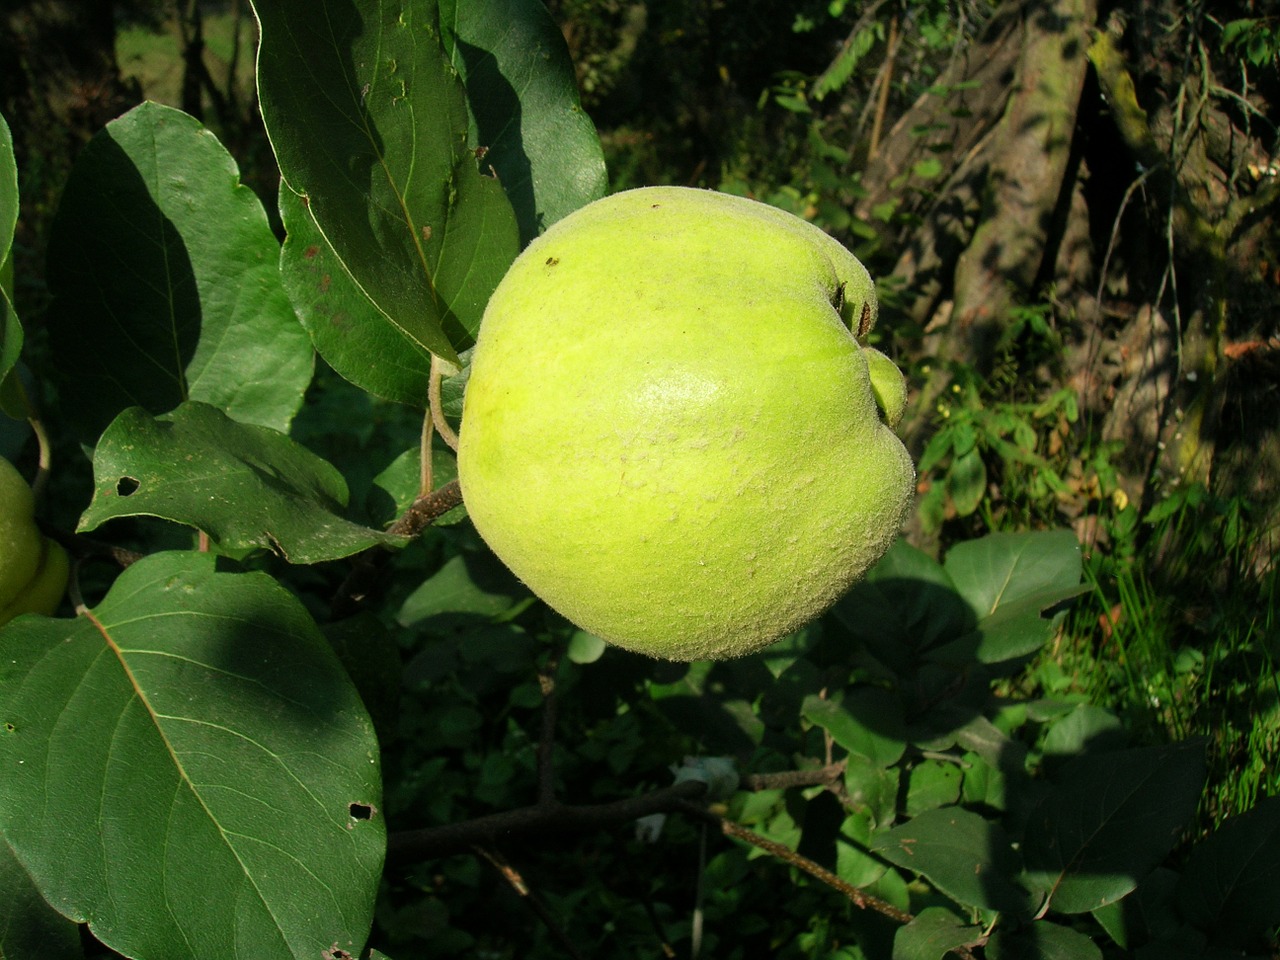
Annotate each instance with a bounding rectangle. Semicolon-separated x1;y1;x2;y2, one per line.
476;846;587;960
385;780;709;865
742;762;846;792
329;480;464;619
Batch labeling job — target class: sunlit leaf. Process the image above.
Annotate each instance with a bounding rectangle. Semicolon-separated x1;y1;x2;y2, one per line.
871;807;1033;915
0;110;23;411
279;186;432;406
945;530;1082;618
254;0;521;362
0;552;385;960
440;0;607;244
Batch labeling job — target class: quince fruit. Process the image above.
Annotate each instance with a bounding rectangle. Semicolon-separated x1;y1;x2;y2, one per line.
457;186;914;660
0;456;68;627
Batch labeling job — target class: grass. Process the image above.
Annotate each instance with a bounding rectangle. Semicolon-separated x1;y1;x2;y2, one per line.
1022;484;1280;831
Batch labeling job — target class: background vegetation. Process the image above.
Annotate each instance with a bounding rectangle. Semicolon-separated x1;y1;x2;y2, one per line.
1;0;1278;957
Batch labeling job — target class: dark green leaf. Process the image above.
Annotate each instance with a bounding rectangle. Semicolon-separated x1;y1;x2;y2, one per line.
831;540;975;670
947;448;986;515
397;550;529;626
1092;867;1181;950
802;688;906;768
440;0;607;244
904;759;963;816
0;836;83;960
871;807;1033;915
253;0;521;362
926;582;1090;665
1040;704;1128;761
370;444;467;528
986;920;1104;960
1174;795;1280;947
0;110;15;268
0;552;384;960
279;186;432;405
79;402;404;563
836;809;888;887
323;613;404;745
844;755;899;829
0;287;20;420
1022;740;1207;914
43;102;312;439
1;109;22;412
892;906;980;960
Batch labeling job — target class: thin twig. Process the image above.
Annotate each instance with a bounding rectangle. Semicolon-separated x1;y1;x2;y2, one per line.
742;761;846;792
674;801;913;925
475;846;587;960
385;780;709;864
386;479;463;538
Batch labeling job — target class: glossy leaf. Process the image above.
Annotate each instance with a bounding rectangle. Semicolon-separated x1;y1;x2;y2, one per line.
0;110;22;410
0;551;385;960
0;110;15;268
253;0;521;362
1022;740;1207;914
79;402;405;563
279;185;432;405
0;837;83;960
1174;795;1280;947
440;0;607;244
43;102;312;439
871;807;1033;915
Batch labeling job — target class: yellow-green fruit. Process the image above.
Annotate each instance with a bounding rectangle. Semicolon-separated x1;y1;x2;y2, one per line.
0;455;43;612
457;186;915;661
0;537;69;625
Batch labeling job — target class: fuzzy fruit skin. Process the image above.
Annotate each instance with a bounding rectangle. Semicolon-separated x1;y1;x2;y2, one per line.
0;538;69;626
458;186;915;661
0;455;43;612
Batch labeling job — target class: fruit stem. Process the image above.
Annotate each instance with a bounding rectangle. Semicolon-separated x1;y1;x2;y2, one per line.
418;407;435;498
429;353;460;453
9;375;52;500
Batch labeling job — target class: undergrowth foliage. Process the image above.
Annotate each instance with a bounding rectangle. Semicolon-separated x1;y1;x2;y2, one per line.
0;2;1277;959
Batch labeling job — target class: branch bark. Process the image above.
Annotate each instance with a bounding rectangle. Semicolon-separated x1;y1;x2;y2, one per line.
385;780;710;864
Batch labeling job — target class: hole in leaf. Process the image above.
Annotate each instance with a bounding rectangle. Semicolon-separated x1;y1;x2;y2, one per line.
348;802;375;821
4;722;14;733
116;476;140;497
